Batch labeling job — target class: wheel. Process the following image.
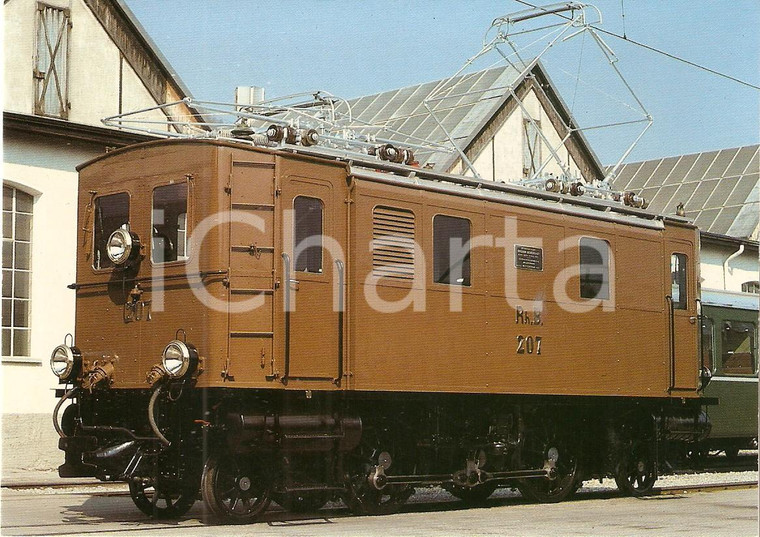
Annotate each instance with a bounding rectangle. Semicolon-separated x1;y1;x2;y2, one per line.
343;448;412;515
446;482;497;504
614;438;657;496
128;479;197;519
201;454;271;523
724;447;740;460
274;492;329;513
517;415;581;504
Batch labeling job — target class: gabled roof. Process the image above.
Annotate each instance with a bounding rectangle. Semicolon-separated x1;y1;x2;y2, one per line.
610;145;759;239
343;63;605;179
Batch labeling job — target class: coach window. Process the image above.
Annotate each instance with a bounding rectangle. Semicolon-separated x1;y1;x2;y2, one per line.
152;183;189;264
670;253;687;309
579;237;609;299
721;321;756;375
294;196;323;273
93;192;130;269
433;215;471;286
701;318;715;372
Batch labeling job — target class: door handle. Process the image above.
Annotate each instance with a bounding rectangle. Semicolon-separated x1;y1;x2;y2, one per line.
289;279;300;291
689;316;697;324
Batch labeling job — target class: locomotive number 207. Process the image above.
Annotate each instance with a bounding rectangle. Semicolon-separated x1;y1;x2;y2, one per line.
516;335;542;355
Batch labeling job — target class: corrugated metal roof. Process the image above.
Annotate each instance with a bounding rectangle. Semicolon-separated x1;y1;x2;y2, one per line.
339;65;529;171
609;145;760;239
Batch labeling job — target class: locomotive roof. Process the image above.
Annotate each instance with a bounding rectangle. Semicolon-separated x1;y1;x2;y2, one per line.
79;138;694;232
701;289;760;311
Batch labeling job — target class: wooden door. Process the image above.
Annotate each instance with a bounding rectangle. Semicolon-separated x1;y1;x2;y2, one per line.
279;175;343;384
666;241;698;392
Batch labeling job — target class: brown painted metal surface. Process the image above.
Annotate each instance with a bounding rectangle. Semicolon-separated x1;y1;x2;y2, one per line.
74;139;700;398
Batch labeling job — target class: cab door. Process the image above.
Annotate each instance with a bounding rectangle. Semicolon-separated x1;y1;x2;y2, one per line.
666;243;698;392
279;175;344;384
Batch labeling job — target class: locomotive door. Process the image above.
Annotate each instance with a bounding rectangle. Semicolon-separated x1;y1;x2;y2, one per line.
279;175;343;384
666;241;698;392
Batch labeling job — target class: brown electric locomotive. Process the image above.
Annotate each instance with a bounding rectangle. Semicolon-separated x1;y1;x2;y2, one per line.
51;138;712;521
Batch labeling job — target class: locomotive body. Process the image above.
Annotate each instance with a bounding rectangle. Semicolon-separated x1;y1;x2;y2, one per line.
53;139;711;521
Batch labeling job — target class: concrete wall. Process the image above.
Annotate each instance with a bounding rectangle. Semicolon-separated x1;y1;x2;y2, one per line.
701;243;759;292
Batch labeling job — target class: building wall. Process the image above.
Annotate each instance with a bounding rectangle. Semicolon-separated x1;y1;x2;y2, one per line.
701;243;759;292
455;88;584;182
3;0;184;478
4;0;168;128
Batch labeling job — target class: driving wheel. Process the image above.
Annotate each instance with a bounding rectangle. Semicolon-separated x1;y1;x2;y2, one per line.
128;479;196;518
201;454;271;523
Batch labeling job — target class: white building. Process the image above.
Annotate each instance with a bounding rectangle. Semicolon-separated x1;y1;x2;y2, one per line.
2;0;195;478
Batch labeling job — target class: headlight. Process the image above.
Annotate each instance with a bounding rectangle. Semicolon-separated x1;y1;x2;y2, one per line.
161;340;198;379
50;345;81;381
106;228;140;266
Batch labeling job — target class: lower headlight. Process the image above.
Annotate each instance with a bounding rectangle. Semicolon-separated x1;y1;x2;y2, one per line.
161;340;198;379
50;345;81;381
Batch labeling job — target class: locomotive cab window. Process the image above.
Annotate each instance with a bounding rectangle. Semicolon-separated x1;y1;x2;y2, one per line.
93;192;130;269
152;183;189;264
579;237;609;299
670;253;687;309
294;196;323;273
433;215;471;286
721;320;756;375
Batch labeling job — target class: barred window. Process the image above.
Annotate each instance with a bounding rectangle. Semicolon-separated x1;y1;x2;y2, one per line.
522;117;542;178
34;4;71;118
3;186;33;357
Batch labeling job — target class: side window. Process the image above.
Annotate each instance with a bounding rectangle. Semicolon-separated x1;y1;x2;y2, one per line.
433;215;471;286
722;321;757;375
294;196;323;273
152;183;188;264
93;192;130;269
35;4;71;119
579;237;609;299
701;317;714;372
670;253;687;309
372;206;415;280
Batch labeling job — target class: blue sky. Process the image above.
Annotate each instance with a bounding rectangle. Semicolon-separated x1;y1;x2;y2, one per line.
124;1;759;165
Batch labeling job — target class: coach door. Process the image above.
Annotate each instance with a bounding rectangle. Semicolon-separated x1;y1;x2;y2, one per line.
279;175;343;385
666;243;698;392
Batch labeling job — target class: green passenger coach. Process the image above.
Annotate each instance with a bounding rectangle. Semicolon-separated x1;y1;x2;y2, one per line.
700;289;759;457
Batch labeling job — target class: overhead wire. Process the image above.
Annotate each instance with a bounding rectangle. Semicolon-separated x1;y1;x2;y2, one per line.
512;0;760;91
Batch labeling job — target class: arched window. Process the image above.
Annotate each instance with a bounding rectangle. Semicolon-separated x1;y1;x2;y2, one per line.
741;281;759;294
3;186;33;357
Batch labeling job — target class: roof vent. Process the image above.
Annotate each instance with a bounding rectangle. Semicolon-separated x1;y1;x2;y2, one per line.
235;86;265;106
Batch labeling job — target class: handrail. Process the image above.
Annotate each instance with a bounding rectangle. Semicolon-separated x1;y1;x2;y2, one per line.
335;259;345;386
282;252;292;384
665;295;675;391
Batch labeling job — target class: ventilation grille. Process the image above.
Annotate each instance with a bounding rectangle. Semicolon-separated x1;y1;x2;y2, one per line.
372;206;415;279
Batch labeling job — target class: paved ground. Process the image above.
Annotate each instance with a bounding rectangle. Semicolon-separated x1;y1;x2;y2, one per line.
2;483;757;537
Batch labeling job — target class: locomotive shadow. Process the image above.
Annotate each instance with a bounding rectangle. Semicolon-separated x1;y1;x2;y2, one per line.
56;486;684;529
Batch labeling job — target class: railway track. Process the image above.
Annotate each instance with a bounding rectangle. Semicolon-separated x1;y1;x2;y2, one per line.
652;480;757;495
